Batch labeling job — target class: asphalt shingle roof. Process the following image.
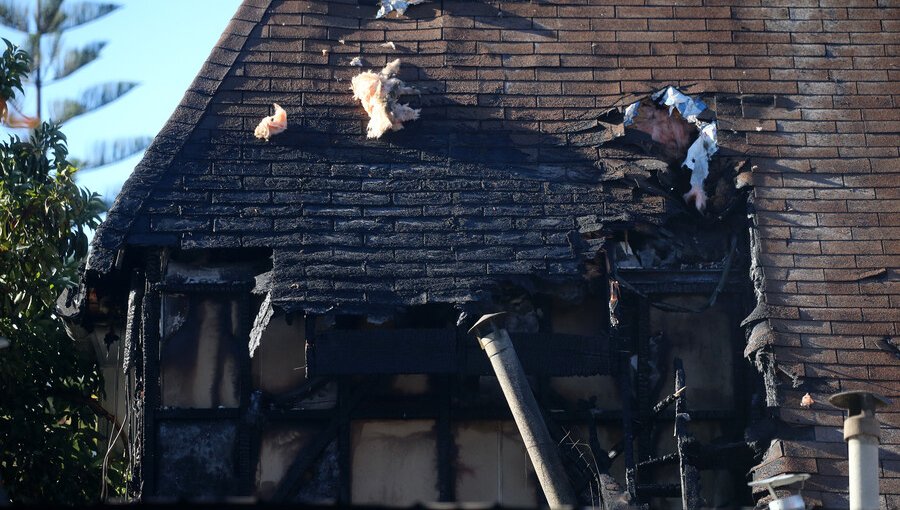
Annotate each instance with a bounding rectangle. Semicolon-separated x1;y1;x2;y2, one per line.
86;1;900;505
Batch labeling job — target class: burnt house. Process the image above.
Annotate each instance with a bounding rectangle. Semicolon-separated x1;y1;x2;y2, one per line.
62;0;899;508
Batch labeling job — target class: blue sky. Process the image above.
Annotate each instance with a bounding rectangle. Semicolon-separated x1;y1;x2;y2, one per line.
0;0;243;202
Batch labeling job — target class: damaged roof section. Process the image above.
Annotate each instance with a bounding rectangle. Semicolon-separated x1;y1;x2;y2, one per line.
85;5;720;318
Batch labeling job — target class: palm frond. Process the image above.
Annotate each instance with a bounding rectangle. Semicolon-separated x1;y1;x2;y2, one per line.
50;81;137;123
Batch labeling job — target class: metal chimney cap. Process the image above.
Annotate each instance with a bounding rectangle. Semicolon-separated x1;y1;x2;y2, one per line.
467;312;507;335
828;391;891;414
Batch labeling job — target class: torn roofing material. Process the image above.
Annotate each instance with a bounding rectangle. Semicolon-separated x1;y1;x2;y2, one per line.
375;0;424;19
620;87;718;212
682;121;717;212
652;86;707;123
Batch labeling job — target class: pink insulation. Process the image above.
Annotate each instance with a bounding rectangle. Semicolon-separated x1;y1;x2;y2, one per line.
254;103;288;141
351;59;420;139
629;104;695;160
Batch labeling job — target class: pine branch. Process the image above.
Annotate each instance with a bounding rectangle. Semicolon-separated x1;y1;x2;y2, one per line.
0;0;29;32
52;1;119;31
50;80;137;123
52;40;105;81
81;135;150;168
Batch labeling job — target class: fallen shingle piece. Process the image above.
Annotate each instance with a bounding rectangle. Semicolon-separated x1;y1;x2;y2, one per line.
351;59;420;139
253;103;287;141
375;0;424;18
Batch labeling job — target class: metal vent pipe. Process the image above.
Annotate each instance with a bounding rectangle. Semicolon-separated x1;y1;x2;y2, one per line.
469;313;577;508
829;391;890;510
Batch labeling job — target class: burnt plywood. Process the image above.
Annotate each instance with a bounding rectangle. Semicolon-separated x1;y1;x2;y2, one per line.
648;296;735;411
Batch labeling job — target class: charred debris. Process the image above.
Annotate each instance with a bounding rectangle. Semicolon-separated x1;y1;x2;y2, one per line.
61;86;786;509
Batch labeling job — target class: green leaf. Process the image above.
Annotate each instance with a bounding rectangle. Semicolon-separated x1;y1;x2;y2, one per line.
49;81;137;123
51;41;105;81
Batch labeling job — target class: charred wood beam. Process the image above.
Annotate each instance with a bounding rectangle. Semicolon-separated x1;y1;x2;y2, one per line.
436;376;455;502
674;358;701;510
608;386;686;461
151;282;254;293
635;484;681;498
271;420;341;502
635;452;678;469
141;251;162;497
337;378;352;505
237;293;254;496
618;352;637;501
122;273;144;374
271;381;363;503
155;408;241;420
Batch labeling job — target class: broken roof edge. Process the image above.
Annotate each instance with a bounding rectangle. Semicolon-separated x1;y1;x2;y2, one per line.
84;0;270;278
271;271;593;319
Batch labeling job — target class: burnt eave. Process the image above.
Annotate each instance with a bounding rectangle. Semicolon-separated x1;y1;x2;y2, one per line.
85;0;270;276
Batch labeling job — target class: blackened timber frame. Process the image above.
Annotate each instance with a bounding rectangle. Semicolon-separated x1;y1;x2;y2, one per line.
308;330;613;377
614;267;754;507
141;256;257;499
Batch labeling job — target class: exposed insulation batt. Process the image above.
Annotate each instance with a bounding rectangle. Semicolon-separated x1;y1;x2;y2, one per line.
350;59;419;139
254;103;287;141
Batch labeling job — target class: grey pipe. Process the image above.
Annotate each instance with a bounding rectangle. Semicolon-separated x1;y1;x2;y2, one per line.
829;391;890;510
470;313;577;508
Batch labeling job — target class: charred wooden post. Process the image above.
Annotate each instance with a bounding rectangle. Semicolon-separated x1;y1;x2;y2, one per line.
469;313;577;508
674;358;701;510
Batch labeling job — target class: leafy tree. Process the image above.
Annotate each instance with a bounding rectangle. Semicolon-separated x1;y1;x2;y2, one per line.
0;39;117;504
0;0;150;168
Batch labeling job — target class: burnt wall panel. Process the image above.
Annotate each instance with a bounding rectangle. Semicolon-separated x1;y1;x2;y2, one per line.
350;420;438;505
453;421;539;507
647;295;735;410
156;421;239;499
251;316;306;396
256;424;337;503
159;293;242;408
